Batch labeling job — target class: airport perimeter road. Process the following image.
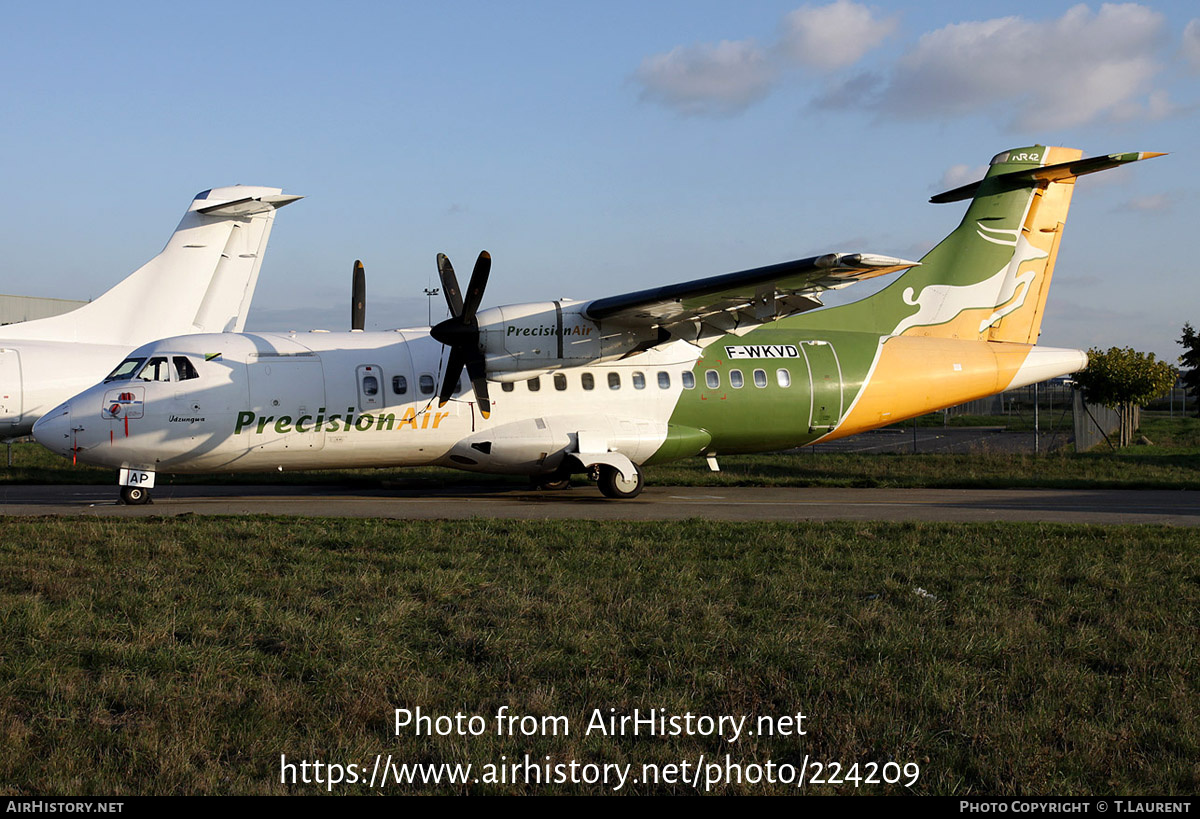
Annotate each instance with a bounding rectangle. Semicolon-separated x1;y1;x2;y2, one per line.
1;484;1197;525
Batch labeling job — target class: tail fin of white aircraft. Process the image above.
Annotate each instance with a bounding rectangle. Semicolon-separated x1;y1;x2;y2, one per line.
3;186;300;347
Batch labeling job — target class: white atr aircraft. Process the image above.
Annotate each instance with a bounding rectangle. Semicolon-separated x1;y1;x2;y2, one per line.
34;147;1160;503
1;186;299;439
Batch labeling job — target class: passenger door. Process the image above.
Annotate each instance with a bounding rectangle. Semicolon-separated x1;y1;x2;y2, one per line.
801;340;844;433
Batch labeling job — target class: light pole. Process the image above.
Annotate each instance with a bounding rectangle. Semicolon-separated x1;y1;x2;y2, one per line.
423;287;440;326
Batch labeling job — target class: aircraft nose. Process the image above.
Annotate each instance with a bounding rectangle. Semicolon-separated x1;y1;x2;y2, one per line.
32;403;74;457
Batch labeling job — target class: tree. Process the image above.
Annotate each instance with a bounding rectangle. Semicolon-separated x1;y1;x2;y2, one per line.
1072;347;1177;446
1180;323;1200;416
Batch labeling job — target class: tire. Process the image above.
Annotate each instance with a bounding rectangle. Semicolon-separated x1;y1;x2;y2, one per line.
597;464;644;499
532;477;572;491
120;486;152;505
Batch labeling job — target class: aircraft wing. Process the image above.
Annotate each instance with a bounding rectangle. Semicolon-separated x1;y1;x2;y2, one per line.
582;252;917;340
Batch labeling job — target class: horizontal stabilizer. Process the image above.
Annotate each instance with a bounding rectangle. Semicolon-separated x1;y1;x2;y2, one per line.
930;151;1165;204
197;194;303;216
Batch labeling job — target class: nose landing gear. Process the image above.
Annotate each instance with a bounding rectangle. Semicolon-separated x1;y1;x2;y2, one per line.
117;467;155;505
119;485;153;505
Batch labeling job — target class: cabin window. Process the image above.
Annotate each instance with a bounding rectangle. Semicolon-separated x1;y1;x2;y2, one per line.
608;372;621;390
632;371;646;390
173;357;199;381
138;357;172;382
581;372;595;391
554;373;567;391
105;358;146;382
753;369;767;388
776;368;791;388
705;370;719;390
657;371;670;389
419;374;436;395
729;369;744;389
502;381;515;392
527;377;541;392
681;371;695;390
392;375;408;395
362;375;379;396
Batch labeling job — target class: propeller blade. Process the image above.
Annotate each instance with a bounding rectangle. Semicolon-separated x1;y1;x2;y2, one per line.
351;260;366;331
438;345;469;407
437;253;464;318
462;251;491;320
466;355;491;419
432;250;493;418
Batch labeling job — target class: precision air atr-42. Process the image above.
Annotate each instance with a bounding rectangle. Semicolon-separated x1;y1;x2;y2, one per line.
34;147;1161;503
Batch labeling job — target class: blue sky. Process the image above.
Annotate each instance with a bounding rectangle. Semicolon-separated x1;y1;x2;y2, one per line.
2;1;1196;361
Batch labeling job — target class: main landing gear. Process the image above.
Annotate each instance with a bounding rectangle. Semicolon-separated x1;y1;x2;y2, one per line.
531;474;573;491
596;463;645;499
532;462;646;499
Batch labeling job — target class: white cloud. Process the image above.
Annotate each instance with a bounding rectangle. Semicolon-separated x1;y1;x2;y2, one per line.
636;3;1174;128
634;2;892;117
778;0;898;70
936;164;989;192
1183;19;1200;70
634;39;776;117
875;4;1169;130
1110;88;1179;122
1118;192;1175;213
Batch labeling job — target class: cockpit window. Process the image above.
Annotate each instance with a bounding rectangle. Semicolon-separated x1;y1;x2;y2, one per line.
105;357;146;382
138;357;172;382
173;356;199;381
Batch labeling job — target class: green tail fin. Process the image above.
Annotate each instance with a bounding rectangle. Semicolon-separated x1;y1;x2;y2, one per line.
803;146;1163;342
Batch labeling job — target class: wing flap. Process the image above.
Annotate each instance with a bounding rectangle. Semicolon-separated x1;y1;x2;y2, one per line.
583;252;917;333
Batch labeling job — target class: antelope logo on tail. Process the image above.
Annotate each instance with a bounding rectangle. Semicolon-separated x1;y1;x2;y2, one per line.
894;224;1048;337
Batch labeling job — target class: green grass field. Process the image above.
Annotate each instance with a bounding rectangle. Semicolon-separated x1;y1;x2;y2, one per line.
1;517;1196;795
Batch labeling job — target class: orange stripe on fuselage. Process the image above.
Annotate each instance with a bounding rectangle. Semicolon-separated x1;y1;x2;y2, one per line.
823;336;1035;441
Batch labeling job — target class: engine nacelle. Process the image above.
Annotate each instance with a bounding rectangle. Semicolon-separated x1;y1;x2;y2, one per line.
476;300;659;377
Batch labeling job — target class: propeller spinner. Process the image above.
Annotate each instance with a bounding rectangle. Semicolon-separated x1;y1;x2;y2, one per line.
429;251;492;419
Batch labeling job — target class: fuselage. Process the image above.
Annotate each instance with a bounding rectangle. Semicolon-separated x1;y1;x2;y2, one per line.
33;320;1085;477
1;339;131;438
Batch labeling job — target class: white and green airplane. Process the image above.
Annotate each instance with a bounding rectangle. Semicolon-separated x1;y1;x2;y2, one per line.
34;146;1160;503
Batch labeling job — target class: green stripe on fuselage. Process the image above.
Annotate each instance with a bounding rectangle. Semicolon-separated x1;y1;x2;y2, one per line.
667;325;878;454
662;147;1051;458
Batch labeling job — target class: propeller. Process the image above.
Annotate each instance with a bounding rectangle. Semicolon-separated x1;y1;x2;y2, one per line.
350;260;366;331
430;251;492;419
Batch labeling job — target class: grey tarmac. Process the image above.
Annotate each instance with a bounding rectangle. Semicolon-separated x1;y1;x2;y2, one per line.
1;484;1197;525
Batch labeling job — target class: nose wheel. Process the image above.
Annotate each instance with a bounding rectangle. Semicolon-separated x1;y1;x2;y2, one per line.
119;486;153;505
